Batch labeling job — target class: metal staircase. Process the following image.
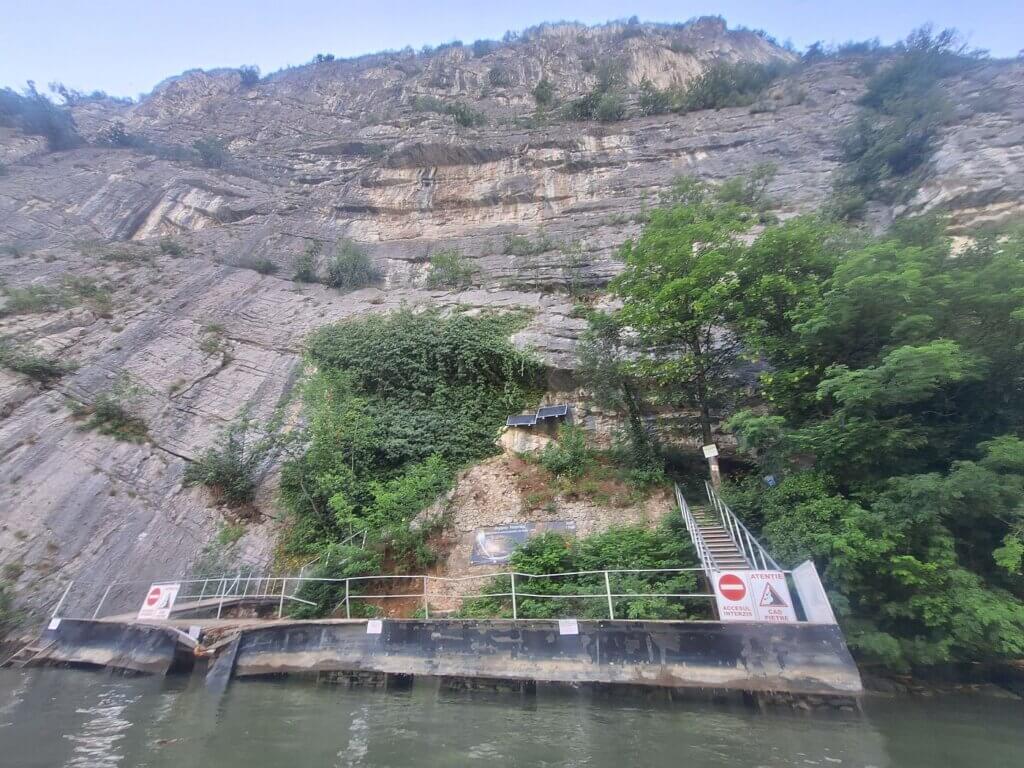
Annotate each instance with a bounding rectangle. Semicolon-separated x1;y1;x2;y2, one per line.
676;481;781;574
1;639;55;669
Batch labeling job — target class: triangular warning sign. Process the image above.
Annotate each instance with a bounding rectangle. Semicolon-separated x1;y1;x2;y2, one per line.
759;582;788;608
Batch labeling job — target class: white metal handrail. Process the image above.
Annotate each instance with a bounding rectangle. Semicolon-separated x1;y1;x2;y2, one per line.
675;484;721;573
704;481;781;571
60;566;724;623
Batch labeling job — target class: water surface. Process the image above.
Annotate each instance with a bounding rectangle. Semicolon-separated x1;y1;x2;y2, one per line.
1;668;1021;767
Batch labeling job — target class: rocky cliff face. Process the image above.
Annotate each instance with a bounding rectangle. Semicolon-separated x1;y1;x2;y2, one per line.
1;18;1022;616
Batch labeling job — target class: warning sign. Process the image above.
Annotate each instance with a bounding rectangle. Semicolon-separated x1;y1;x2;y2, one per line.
712;571;756;621
748;571;797;623
137;583;181;621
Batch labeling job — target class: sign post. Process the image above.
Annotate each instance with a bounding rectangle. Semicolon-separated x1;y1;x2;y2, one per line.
137;583;181;621
703;444;721;488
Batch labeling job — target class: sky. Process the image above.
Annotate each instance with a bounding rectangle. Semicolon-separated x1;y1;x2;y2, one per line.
1;1;1021;99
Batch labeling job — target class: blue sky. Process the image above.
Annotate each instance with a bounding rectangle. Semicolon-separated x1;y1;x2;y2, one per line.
1;1;1021;98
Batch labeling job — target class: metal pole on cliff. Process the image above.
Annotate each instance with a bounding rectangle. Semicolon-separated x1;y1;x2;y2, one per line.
703;443;722;489
423;576;430;619
51;581;74;619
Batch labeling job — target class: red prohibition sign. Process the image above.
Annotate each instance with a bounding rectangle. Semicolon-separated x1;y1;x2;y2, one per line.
718;573;747;602
145;587;162;607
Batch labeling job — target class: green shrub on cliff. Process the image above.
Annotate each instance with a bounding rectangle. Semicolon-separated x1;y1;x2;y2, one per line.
324;240;379;290
460;518;704;620
280;310;544;574
185;411;279;508
425;248;477;288
0;339;76;384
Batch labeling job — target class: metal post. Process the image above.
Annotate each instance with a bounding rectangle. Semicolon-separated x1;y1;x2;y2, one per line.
510;573;517;620
344;579;351;619
51;581;74;619
278;578;287;619
423;576;429;619
198;579;209;602
217;578;227;619
604;571;614;620
91;583;114;620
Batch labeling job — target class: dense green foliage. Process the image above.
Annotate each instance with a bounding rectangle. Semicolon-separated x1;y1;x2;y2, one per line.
461;519;705;620
612;170;1024;669
831;28;981;218
280;311;545;571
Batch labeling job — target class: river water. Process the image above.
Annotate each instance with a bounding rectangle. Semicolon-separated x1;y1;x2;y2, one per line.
1;669;1022;767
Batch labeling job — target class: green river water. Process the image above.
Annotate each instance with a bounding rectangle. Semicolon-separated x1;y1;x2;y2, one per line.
1;668;1022;767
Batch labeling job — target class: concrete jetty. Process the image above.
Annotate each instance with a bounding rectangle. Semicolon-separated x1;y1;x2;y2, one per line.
16;616;863;701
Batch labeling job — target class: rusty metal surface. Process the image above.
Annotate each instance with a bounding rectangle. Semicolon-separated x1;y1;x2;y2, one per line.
232;620;863;696
30;619;183;675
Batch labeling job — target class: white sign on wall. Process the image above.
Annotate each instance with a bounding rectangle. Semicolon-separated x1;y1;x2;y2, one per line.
747;571;798;623
366;619;383;635
702;444;719;459
558;618;579;636
137;583;181;621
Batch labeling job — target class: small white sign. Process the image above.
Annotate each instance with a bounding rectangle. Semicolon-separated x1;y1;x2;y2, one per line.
47;618;62;631
702;444;719;459
558;618;579;636
137;583;181;621
748;571;798;623
366;619;383;635
188;625;202;641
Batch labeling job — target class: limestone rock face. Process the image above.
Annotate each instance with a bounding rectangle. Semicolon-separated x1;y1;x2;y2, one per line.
1;19;1022;615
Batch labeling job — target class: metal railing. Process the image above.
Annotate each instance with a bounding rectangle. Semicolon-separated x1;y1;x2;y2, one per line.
46;567;717;623
704;480;781;571
675;484;721;574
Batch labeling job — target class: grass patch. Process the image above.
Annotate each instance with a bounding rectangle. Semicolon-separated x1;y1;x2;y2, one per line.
72;373;149;442
0;339;76;384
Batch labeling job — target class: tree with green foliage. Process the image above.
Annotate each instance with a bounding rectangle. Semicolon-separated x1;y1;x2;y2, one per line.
611;177;755;444
723;217;1024;669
